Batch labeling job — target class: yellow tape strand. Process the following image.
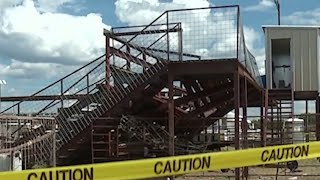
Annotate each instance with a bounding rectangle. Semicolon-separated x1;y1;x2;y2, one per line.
1;141;320;180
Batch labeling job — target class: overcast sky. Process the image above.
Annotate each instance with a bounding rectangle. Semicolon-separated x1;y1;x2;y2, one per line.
0;0;319;114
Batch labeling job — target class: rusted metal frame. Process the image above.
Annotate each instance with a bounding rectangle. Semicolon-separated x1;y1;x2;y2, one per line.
175;82;233;105
241;76;248;179
0;94;88;102
140;47;201;60
112;22;179;32
316;96;320;141
104;30;167;68
116;23;176;69
181;84;258;134
168;72;175;156
238;64;261;91
190;80;208;106
110;47;152;67
234;67;240;180
113;28;180;36
185;90;234;119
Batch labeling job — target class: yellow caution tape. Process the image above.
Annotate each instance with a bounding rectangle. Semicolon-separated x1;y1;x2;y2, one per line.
1;141;320;180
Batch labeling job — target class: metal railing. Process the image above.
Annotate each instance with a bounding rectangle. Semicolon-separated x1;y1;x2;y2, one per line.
0;21;174;168
112;6;263;86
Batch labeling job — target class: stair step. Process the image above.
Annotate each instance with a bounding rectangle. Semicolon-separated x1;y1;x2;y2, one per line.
92;142;108;145
93;149;110;152
92;125;117;128
92;133;110;136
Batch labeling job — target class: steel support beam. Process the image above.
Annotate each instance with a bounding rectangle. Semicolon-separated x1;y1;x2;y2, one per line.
241;77;248;179
260;90;267;147
305;100;309;142
234;71;240;180
168;73;175;156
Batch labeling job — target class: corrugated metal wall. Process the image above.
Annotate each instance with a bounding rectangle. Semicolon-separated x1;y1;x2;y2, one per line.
265;27;319;92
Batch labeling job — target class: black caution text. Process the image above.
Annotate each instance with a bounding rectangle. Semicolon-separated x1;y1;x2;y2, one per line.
154;156;211;175
27;167;93;180
261;145;309;162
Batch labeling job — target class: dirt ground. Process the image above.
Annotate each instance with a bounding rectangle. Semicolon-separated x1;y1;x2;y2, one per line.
175;159;320;180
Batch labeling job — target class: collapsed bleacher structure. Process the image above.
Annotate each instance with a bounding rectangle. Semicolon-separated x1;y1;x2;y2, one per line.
1;6;320;179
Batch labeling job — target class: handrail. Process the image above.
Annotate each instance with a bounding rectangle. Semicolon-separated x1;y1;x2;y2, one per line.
1;54;106;113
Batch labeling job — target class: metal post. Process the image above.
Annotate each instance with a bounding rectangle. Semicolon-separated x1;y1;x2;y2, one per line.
305;100;309;142
52;120;56;167
168;73;175;156
241;77;248;179
271;104;274;141
263;89;268;146
274;0;281;25
234;71;240;180
260;90;267;147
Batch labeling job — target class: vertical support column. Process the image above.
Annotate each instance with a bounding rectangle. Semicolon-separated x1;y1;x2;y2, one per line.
234;71;240;180
168;73;175;156
305;100;309;142
106;36;111;87
241;77;248;179
264;90;268;146
260;90;267;147
271;105;274;141
277;103;280;142
316;96;320;141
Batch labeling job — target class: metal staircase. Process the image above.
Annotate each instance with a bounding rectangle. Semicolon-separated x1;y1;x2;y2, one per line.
267;89;294;145
1;25;172;166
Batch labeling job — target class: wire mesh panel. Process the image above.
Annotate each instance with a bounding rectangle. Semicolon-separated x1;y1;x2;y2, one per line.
167;7;238;60
112;6;262;86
